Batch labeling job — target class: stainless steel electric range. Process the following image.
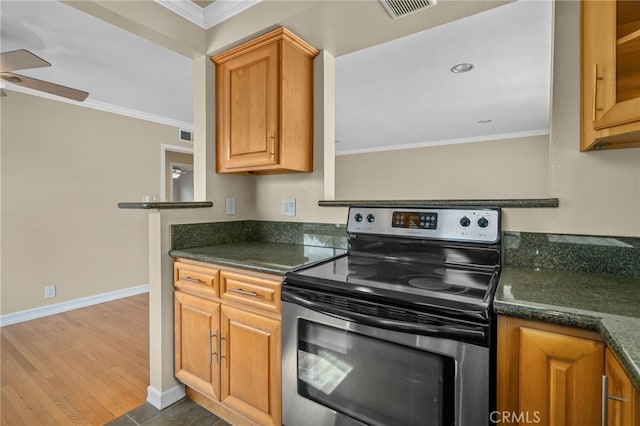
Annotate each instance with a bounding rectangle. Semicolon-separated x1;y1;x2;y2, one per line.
282;206;501;426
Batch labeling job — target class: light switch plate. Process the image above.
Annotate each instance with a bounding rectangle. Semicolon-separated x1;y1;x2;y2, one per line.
225;197;236;215
281;198;296;216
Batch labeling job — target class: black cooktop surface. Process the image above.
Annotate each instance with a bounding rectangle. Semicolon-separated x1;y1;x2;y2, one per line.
286;253;500;322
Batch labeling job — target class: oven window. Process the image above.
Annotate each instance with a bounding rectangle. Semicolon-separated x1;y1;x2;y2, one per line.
297;319;455;426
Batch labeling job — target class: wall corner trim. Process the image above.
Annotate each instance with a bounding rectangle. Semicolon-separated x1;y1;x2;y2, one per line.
0;284;149;327
146;384;187;410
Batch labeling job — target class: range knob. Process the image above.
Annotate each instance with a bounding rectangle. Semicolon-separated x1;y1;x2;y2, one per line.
354;213;363;222
366;214;375;223
477;217;489;228
459;216;471;227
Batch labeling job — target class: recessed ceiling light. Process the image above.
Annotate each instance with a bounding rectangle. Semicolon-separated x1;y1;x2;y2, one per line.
450;63;474;73
478;119;492;124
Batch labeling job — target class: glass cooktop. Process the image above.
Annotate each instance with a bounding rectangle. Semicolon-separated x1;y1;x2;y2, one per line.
289;253;499;319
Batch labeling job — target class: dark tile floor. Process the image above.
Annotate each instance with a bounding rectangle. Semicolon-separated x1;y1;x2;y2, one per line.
106;398;232;426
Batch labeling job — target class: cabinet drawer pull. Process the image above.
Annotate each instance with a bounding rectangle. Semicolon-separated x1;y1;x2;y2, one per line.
592;63;603;122
182;276;201;284
230;288;258;297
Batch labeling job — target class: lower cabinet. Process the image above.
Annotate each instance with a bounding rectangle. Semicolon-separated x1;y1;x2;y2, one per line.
220;305;281;425
498;316;639;426
174;259;282;426
175;291;221;400
606;348;640;426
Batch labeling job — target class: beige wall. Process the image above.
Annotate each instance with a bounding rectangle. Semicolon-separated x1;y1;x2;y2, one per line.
335;135;550;200
0;92;195;315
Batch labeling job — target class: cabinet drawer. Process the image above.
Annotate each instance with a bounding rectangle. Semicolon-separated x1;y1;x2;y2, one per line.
175;261;219;297
220;271;281;313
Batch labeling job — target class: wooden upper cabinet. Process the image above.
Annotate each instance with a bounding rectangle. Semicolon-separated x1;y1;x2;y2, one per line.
212;28;319;174
581;0;640;151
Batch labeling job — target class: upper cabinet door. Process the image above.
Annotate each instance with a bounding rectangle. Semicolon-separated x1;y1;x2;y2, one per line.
217;42;280;171
581;0;640;151
213;28;319;174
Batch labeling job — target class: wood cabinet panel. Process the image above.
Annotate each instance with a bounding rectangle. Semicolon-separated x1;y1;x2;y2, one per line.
212;27;318;174
581;0;640;150
498;316;639;426
174;259;282;425
174;261;219;298
605;348;640;426
220;270;281;313
174;291;221;400
519;327;605;425
218;42;279;170
220;305;281;426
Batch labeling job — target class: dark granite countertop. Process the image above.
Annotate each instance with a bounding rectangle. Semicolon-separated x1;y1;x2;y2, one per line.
495;265;640;388
170;241;346;275
118;201;213;209
318;198;559;208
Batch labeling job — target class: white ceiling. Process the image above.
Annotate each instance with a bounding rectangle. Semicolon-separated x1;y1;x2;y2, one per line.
0;0;552;154
335;0;552;154
0;0;194;127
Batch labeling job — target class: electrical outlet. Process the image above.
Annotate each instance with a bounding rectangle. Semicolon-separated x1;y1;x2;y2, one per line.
281;198;296;217
225;197;236;215
45;285;56;299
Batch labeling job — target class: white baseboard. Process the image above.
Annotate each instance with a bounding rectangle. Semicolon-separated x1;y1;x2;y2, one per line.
147;384;186;410
0;284;149;327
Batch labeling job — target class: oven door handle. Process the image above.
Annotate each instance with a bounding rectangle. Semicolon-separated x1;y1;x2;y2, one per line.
283;291;487;345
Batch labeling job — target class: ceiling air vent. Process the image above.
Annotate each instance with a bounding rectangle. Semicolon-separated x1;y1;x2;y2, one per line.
378;0;437;19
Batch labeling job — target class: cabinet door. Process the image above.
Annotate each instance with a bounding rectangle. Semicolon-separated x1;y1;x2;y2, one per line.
605;349;639;426
220;305;281;426
216;42;279;171
175;291;221;401
519;327;605;426
581;0;640;150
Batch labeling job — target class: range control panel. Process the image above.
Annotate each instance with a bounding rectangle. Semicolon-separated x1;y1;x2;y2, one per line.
347;207;500;243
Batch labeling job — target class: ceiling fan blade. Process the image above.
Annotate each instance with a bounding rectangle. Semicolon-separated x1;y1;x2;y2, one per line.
0;49;51;73
1;73;88;102
1;88;6;97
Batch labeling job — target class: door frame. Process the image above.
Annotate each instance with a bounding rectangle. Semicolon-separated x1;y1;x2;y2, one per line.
161;144;194;202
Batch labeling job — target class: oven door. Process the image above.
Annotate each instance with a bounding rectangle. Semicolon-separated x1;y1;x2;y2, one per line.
282;300;491;426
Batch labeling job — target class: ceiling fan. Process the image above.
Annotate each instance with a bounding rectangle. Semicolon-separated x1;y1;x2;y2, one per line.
0;49;89;101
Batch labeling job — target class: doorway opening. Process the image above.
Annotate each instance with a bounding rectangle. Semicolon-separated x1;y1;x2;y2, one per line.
161;144;194;202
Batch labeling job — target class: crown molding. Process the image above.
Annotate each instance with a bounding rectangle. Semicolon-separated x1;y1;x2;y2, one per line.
154;0;206;28
203;0;263;28
5;85;193;131
335;129;550;156
154;0;262;29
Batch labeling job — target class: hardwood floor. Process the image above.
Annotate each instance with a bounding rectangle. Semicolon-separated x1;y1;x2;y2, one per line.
1;293;149;425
